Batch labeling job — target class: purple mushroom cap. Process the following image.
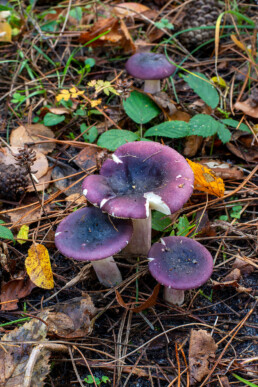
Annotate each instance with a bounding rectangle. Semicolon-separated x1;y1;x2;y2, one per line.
125;53;176;80
148;236;213;290
82;141;194;219
55;207;133;261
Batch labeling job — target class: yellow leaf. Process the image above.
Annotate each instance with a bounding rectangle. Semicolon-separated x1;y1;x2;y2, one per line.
90;98;102;107
25;244;54;289
0;20;12;42
211;76;227;88
17;225;29;244
231;34;252;55
187;159;225;198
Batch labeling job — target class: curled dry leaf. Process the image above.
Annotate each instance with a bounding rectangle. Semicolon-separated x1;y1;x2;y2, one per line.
10;124;55;155
116;284;160;313
0;315;50;387
234;99;258;118
227;132;258;163
151;92;177;118
46;295;97;338
113;2;151;18
232;256;255;275
198;159;244;180
0;277;36;311
25;244;54;290
222;268;241;282
74;146;101;170
187;159;225;197
65;193;86;205
189;329;218;385
212;279;252;293
184;135;203;157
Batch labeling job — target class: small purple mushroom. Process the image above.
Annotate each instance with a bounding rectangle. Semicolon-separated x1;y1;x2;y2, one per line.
148;236;213;305
55;207;133;287
125;52;176;94
82;141;194;255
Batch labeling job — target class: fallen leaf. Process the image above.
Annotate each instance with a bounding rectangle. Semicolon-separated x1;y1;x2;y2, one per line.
116;284;160;313
6;200;51;227
222;268;241;282
48;107;71;115
65;193;86;205
113;3;151;18
234;99;258;118
0;315;50;386
151;92;176;118
184;135;203;157
17;224;29;244
187;159;225;197
10;124;55;154
46;295;97;338
232;256;255;275
25;244;54;289
0;278;36;311
74;146;102;170
27;168;52;193
212;280;252;293
52;164;84;196
0;19;12;42
189;329;217;385
227;132;258;163
198;159;244;180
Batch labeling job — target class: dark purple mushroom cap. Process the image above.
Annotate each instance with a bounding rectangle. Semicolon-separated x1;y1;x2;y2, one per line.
55;207;133;261
125;53;176;80
148;236;213;290
82;141;194;219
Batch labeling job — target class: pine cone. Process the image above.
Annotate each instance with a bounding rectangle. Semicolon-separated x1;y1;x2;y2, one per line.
0;164;29;200
179;0;222;49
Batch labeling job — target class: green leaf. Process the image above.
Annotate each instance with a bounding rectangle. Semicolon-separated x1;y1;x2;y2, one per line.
80;124;98;143
217;124;231;143
0;225;15;242
182;72;219;108
144;121;189;138
97;129;139;151
69;7;82;22
232;374;258;387
189;114;219;137
221;118;251;133
43;113;65;126
123;91;160;124
101;376;110;383
173;215;192;236
152;211;172;231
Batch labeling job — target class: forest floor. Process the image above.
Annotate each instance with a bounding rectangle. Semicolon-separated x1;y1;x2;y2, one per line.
0;0;257;386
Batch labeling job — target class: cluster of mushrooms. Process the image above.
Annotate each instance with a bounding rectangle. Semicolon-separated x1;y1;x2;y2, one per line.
55;140;214;306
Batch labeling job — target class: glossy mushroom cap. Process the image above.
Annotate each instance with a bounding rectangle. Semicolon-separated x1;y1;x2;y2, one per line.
82;141;194;219
55;207;133;261
125;53;176;80
148;236;213;290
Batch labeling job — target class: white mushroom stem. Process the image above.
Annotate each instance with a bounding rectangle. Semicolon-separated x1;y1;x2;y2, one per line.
123;215;152;256
163;287;185;306
91;256;122;287
144;79;161;94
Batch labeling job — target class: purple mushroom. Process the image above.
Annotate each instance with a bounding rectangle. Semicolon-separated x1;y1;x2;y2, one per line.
148;236;213;305
82;141;194;255
55;207;133;287
125;52;176;94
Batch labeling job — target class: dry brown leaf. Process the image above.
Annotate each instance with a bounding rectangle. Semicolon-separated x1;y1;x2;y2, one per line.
222;268;241;282
74;146;103;170
65;193;86;205
235;99;258;118
0;278;36;311
48;107;71;115
189;329;217;385
184;135;203;157
113;2;151;18
25;244;54;290
212;280;252;293
10;124;55;154
27;168;52;193
198;159;244;180
227;133;258;163
151;92;176;118
46;295;97;338
232;257;255;275
6;200;51;227
0;316;50;387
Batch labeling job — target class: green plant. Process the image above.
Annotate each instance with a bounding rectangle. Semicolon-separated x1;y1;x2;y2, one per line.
199;289;213;302
123;91;160;125
170;215;195;237
232;374;258;387
0;220;15;242
84;374;110;385
154;18;174;30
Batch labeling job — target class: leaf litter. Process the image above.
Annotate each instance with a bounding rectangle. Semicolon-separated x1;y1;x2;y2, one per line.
0;0;257;385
